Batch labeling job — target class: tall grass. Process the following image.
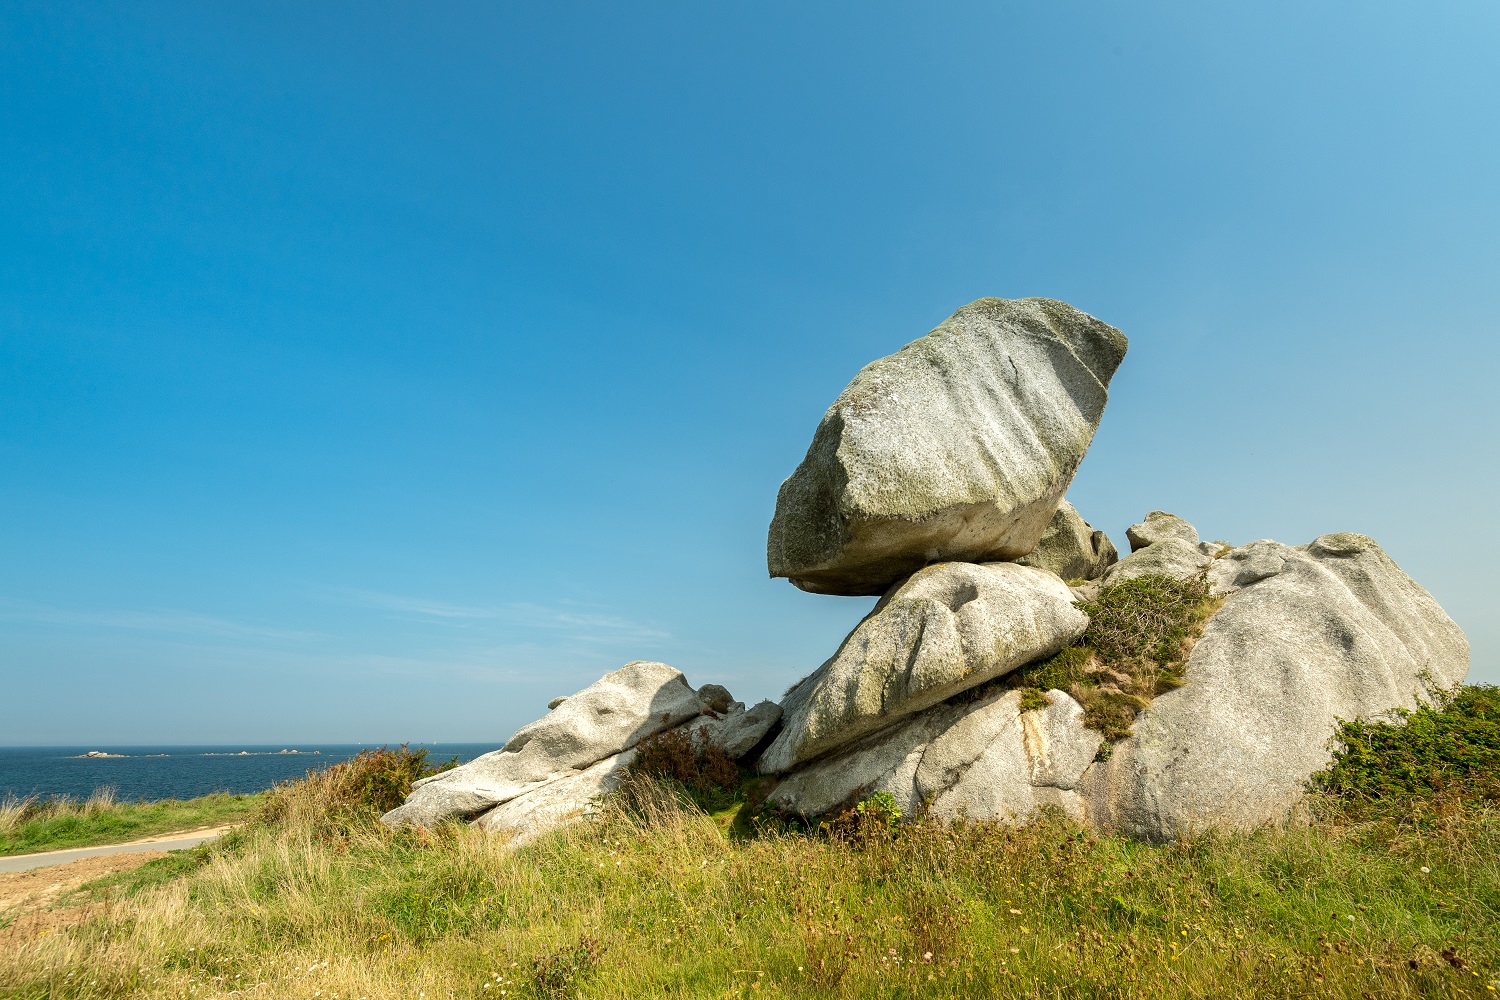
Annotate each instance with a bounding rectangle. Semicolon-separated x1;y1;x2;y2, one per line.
2;764;1496;998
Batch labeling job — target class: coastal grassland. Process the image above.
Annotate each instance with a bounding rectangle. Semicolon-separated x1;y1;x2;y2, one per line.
3;723;1498;1000
0;790;262;857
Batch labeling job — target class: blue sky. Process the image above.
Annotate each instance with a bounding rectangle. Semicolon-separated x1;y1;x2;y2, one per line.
2;2;1496;745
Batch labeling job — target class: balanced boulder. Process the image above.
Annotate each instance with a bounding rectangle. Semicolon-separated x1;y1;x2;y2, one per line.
767;298;1128;596
1015;499;1118;581
381;661;712;829
1081;533;1470;840
758;562;1087;774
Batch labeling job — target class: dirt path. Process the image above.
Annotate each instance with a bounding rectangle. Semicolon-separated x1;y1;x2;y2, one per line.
0;826;233;874
0;851;166;942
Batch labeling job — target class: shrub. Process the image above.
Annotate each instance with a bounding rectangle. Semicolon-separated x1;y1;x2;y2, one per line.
821;790;904;844
626;726;741;812
530;935;605;999
1312;684;1500;816
1007;574;1221;741
258;745;454;838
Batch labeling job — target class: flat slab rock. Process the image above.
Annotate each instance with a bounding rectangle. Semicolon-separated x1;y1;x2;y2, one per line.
1080;532;1470;840
380;661;712;829
758;561;1087;774
767;297;1128;596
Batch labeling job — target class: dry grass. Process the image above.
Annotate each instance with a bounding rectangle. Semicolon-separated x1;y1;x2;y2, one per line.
1;769;1495;999
1007;573;1223;741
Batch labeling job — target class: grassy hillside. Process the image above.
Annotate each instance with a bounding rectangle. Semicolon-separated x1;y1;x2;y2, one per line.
0;790;262;856
2;701;1497;1000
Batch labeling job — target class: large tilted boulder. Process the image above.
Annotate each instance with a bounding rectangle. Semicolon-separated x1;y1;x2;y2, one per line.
1080;532;1470;840
767;298;1128;596
381;661;714;829
758;562;1087;774
1016;499;1118;581
767;688;1101;821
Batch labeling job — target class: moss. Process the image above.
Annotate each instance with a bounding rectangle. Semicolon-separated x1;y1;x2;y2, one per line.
1017;688;1053;713
1007;574;1221;742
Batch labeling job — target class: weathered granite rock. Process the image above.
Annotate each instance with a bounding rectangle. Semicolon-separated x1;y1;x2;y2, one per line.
1080;533;1470;840
759;562;1087;774
719;700;783;759
767;298;1128;596
698;684;736;714
766;702;963;817
766;688;1100;821
381;661;710;828
1016;500;1118;581
1101;537;1212;584
922;689;1101;822
473;750;634;846
1101;513;1212;584
1125;511;1200;552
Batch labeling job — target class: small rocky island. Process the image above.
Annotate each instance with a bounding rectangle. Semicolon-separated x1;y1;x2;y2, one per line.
381;297;1469;843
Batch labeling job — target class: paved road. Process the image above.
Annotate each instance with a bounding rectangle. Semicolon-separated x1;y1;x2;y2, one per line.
0;831;226;874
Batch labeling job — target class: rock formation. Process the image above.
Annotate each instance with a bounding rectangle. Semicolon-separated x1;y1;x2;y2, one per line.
1080;529;1469;840
385;296;1469;848
1015;499;1118;581
766;297;1128;596
382;662;750;829
758;562;1086;774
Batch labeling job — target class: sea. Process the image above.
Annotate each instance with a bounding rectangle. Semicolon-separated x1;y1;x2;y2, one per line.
0;744;501;802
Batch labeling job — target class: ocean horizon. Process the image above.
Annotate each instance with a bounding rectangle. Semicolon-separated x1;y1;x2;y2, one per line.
0;743;501;802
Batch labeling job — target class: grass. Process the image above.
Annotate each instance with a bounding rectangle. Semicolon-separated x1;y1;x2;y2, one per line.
2;706;1497;999
0;789;262;857
1005;573;1222;741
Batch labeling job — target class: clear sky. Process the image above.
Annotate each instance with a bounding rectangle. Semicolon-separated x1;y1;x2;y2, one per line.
2;2;1496;745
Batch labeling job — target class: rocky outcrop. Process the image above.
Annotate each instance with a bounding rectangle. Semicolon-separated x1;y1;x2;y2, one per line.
767;298;1128;596
1080;532;1470;840
719;701;783;758
758;562;1087;774
1016;500;1118;581
473;751;635;846
1103;512;1212;584
767;688;1101;821
381;661;714;829
1125;511;1200;551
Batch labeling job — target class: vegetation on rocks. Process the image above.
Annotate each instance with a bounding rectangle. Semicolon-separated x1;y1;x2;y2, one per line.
0;789;261;857
1006;573;1222;740
625;727;741;813
2;722;1496;999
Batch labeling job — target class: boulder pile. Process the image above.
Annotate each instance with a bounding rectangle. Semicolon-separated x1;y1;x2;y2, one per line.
382;296;1469;843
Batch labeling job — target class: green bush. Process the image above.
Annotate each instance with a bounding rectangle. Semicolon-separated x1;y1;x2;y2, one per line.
258;745;455;838
1312;684;1500;812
